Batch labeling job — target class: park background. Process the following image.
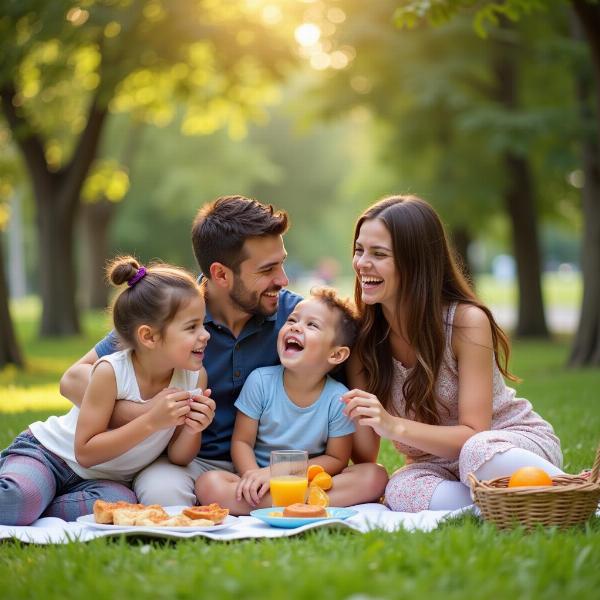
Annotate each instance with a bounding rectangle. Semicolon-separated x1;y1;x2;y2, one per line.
1;2;599;599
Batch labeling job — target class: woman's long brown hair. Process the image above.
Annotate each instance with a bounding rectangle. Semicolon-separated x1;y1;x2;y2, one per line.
353;195;517;425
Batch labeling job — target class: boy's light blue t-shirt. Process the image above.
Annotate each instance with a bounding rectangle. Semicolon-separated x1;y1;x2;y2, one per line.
234;365;355;468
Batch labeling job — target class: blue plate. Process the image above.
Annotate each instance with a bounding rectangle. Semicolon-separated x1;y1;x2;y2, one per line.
250;507;358;529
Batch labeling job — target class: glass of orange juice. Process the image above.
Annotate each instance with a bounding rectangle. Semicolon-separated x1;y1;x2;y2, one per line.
269;450;308;507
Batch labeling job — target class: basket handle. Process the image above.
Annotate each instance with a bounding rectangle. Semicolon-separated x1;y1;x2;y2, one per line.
467;472;478;488
590;444;600;484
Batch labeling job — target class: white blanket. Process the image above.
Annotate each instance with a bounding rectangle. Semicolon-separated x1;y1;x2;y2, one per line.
0;503;475;544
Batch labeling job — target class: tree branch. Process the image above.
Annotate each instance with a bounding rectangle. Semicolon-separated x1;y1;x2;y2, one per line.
58;90;108;217
0;82;50;193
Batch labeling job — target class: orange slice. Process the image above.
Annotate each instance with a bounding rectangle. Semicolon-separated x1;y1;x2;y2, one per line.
307;484;330;508
311;472;333;491
307;464;325;482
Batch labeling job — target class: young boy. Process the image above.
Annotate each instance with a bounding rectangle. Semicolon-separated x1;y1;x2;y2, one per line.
196;287;387;514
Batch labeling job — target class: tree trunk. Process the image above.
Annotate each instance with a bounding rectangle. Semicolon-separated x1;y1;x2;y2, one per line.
7;190;27;299
1;83;108;337
37;182;81;335
492;27;549;337
80;200;115;309
450;226;474;284
0;232;24;368
503;153;549;337
79;120;143;309
569;3;600;366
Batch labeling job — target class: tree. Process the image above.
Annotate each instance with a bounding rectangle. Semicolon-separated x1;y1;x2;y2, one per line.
305;1;580;334
0;1;295;336
0;230;23;368
0;132;24;367
79;116;142;309
395;0;600;362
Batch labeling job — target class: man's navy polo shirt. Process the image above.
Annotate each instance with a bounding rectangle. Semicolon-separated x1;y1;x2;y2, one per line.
94;288;302;461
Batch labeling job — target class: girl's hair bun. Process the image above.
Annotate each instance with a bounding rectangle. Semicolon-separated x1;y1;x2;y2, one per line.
107;256;141;286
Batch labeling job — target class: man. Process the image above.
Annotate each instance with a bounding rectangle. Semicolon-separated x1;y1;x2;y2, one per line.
60;195;301;505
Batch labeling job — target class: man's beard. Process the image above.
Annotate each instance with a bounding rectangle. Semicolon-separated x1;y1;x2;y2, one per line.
230;276;280;317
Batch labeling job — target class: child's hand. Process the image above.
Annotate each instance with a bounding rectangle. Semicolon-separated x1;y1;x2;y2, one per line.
147;387;180;404
147;388;191;430
341;389;398;439
235;467;270;507
183;388;216;434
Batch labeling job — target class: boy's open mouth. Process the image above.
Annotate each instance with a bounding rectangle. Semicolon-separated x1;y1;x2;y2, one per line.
284;336;304;353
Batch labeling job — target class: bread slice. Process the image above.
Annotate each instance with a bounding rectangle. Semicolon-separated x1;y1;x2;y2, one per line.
92;499;222;527
182;503;229;524
112;505;168;526
93;500;145;524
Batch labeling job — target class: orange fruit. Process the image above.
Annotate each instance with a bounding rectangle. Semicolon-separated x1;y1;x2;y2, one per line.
307;484;330;508
507;466;553;488
307;464;325;482
311;472;333;491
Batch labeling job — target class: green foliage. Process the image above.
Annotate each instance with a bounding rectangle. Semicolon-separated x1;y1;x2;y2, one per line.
105;112;280;270
310;0;581;244
395;0;551;37
0;0;297;169
82;158;129;203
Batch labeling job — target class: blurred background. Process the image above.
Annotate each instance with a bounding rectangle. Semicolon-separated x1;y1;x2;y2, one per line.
1;0;599;370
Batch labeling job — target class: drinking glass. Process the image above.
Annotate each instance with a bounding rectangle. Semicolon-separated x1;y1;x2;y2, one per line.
269;450;309;507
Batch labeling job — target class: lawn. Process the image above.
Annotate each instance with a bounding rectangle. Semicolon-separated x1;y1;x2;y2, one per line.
1;304;599;600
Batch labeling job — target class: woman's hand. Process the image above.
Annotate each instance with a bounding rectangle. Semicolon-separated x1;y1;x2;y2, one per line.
341;389;403;440
235;467;271;507
183;389;216;434
147;388;191;430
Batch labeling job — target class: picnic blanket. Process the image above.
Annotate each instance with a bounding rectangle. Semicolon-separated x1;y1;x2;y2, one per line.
0;503;475;544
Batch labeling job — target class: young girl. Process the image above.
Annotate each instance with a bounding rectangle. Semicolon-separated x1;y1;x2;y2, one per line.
343;195;563;512
0;256;214;525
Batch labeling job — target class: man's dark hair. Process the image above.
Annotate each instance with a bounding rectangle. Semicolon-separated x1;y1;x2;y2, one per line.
191;195;289;276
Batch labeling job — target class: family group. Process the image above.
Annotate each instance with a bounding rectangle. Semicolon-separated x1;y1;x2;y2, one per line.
0;194;562;525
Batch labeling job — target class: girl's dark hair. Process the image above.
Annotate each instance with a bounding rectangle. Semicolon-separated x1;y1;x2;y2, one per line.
107;256;202;348
353;195;516;425
191;195;289;275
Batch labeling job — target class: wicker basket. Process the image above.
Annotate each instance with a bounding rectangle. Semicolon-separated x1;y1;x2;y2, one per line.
467;445;600;530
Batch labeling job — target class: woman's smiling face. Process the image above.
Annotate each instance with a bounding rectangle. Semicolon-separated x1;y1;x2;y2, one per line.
353;218;398;309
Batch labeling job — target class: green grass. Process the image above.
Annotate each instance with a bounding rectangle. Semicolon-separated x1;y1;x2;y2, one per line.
475;272;582;308
1;304;599;600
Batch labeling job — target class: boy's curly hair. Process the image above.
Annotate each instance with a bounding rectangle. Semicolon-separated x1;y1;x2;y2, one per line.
310;286;359;349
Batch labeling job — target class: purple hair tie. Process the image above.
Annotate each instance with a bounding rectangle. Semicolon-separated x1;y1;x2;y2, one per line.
127;266;147;287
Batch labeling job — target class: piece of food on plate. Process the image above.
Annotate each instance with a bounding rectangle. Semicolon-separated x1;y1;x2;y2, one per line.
112;505;168;526
188;518;214;527
140;514;192;527
282;503;327;518
182;503;229;524
93;499;145;524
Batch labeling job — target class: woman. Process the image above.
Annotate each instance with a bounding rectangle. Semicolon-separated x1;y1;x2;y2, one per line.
342;195;562;512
